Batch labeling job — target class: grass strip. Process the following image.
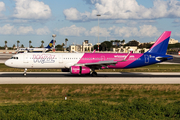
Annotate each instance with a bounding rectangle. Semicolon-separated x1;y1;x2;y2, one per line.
0;84;180;119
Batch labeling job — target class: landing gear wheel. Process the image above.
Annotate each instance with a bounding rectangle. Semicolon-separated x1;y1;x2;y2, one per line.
92;72;97;77
24;68;27;76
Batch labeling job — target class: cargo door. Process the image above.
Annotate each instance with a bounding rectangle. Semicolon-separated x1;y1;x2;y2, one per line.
144;55;149;64
101;56;105;61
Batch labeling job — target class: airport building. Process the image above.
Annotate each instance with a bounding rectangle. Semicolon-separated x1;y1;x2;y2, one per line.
169;38;178;44
69;40;93;52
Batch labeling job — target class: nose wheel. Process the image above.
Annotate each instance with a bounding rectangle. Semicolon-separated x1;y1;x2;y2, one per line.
24;68;27;76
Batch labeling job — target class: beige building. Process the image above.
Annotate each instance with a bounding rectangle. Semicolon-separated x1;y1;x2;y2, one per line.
148;38;178;45
82;41;93;52
111;46;149;53
69;44;82;52
169;38;178;44
69;40;93;52
148;41;155;44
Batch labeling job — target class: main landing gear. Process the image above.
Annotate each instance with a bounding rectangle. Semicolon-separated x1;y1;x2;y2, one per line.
24;68;27;76
91;68;97;77
91;72;97;77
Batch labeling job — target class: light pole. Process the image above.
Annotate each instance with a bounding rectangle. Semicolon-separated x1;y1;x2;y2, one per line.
97;14;101;52
52;34;56;52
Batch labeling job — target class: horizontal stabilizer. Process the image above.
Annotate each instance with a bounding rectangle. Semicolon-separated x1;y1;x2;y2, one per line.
156;56;173;61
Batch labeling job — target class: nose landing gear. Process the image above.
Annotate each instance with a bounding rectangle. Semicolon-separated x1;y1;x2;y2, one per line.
24;68;27;76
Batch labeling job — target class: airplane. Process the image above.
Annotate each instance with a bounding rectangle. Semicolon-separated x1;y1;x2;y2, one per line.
16;40;54;53
5;31;173;76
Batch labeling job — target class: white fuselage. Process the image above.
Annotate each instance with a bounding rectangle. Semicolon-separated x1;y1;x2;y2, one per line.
5;53;84;69
17;48;51;53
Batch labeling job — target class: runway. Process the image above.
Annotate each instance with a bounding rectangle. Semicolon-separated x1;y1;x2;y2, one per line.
0;72;180;84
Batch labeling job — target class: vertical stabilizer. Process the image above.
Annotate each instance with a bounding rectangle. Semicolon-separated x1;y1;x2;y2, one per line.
146;31;171;55
45;40;54;48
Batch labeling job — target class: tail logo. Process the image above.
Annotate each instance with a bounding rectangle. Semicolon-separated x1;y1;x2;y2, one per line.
49;43;53;47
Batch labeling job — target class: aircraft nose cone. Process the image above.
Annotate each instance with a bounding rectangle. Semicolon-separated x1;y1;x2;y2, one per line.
5;60;11;67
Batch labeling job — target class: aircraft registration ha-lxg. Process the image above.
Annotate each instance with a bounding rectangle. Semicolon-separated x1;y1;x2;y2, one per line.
5;31;173;76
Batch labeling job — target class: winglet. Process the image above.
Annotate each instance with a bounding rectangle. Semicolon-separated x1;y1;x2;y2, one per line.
122;51;133;61
92;49;96;53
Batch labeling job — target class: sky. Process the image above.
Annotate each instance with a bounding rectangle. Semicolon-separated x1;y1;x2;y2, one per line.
1;0;180;47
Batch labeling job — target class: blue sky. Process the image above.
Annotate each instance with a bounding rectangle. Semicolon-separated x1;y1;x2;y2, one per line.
1;0;180;47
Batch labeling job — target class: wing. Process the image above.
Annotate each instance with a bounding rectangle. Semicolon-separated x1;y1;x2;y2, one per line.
76;51;133;69
76;60;118;69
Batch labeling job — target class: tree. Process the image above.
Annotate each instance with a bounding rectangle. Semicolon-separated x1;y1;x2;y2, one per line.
29;40;32;48
21;44;24;48
138;43;152;49
41;40;44;48
125;40;139;46
65;38;68;47
121;39;125;44
17;40;20;49
55;44;64;51
94;45;98;51
4;41;7;49
12;44;16;50
101;42;106;51
102;41;112;51
114;40;121;47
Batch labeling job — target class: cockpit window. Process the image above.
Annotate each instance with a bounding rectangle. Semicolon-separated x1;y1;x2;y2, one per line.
11;57;18;59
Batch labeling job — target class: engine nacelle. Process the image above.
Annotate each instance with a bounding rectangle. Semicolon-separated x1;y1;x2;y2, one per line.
70;66;91;74
61;68;70;72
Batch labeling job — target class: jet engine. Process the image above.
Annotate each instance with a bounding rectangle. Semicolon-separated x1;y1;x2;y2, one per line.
70;66;91;74
61;68;70;72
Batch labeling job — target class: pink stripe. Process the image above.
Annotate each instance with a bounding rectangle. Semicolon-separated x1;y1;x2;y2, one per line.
150;31;171;49
77;53;143;69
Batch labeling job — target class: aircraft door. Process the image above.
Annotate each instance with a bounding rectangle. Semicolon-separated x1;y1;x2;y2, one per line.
59;55;63;63
144;55;149;63
101;56;105;61
23;54;28;63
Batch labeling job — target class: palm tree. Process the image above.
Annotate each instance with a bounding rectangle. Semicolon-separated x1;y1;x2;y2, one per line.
21;44;24;48
29;40;32;48
4;41;7;49
12;44;16;50
17;40;20;49
41;40;44;48
121;39;125;45
65;38;68;51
